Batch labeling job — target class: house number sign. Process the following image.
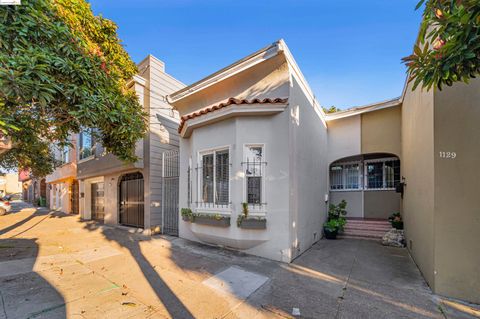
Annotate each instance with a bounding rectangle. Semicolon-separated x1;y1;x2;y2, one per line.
439;151;456;159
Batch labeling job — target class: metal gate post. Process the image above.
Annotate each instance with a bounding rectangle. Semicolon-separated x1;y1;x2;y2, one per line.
161;152;165;234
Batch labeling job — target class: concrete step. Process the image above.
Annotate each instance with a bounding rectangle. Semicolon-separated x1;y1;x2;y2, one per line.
337;219;391;240
344;224;391;232
338;234;382;241
342;228;387;236
346;219;390;225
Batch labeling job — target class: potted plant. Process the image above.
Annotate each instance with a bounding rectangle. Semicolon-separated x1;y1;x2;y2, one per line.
237;202;267;229
388;212;404;230
323;200;348;239
323;219;340;239
181;208;193;222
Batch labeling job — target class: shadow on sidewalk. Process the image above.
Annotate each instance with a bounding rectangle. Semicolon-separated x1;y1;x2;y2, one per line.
0;238;66;318
82;222;194;319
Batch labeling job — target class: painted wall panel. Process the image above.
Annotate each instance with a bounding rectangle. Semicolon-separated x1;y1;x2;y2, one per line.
361;105;401;157
289;75;328;259
326;115;361;164
363;191;400;219
329;191;363;218
433;78;480;304
401;81;435;288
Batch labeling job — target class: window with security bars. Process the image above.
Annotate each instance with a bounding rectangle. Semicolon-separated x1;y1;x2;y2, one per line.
330;165;344;190
330;163;361;190
199;149;229;207
215;150;229;205
365;159;400;189
244;145;264;205
366;162;383;189
330;158;400;191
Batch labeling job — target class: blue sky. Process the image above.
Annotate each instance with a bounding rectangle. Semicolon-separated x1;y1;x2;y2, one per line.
89;0;423;109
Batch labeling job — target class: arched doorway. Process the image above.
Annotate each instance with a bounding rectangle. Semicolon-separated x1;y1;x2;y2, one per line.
329;153;401;219
119;172;144;228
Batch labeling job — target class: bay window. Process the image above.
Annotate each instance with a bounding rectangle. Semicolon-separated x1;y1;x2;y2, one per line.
199;148;230;207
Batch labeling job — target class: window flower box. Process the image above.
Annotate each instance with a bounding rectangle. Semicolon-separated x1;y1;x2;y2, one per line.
193;214;230;227
181;208;193;222
238;217;267;229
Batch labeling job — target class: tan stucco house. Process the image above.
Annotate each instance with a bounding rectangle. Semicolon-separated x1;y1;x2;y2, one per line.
167;39;479;304
45;134;79;214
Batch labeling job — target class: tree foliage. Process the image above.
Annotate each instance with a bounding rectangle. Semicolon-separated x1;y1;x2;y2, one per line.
322;106;341;114
403;0;480;90
0;0;147;176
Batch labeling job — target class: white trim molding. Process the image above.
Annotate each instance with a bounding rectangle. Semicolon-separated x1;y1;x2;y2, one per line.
180;103;288;137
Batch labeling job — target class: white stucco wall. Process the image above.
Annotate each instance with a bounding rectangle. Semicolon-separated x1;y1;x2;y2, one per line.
326;115;361;165
49;181;71;213
288;75;329;259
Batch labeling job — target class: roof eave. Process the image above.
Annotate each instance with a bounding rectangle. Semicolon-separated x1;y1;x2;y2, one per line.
325;97;402;121
167;40;284;104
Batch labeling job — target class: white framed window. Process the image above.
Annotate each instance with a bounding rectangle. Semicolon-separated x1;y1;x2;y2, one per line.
79;130;95;160
198;147;230;209
243;144;266;209
60;145;70;164
330;157;400;191
329;162;362;191
364;158;400;190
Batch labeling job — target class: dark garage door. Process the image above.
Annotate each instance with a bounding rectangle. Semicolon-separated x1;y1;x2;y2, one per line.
119;172;144;228
91;182;105;221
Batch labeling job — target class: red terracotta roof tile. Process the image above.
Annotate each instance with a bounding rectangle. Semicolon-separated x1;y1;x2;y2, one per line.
178;97;288;133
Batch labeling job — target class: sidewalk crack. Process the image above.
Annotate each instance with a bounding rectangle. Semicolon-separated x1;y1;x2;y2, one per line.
335;242;359;319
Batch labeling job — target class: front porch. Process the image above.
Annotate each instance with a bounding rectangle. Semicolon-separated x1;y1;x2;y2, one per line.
329;153;402;220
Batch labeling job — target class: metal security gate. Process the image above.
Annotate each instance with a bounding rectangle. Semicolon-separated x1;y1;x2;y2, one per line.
91;182;105;221
71;180;79;214
161;150;179;236
119;172;144;228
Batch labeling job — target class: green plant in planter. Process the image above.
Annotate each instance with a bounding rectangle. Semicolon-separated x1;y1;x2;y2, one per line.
181;208;193;221
328;200;347;220
237;202;249;226
323;219;341;239
327;200;348;232
388;212;404;230
242;202;249;218
323;200;348;239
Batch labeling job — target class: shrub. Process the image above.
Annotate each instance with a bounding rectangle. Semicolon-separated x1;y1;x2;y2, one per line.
388;212;404;230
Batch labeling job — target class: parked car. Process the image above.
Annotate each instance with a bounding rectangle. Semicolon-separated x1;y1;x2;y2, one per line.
0;198;12;215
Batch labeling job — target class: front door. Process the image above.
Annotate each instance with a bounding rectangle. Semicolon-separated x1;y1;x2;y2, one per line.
71;180;79;214
119;172;144;228
91;182;105;221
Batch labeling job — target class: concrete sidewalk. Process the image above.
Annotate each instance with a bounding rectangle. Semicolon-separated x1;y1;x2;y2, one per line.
0;203;478;318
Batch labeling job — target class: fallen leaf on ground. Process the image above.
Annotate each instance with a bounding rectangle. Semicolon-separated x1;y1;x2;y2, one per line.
122;302;136;307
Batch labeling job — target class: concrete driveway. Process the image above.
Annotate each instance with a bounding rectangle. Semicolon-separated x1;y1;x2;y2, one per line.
0;202;478;319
